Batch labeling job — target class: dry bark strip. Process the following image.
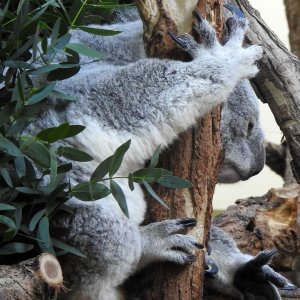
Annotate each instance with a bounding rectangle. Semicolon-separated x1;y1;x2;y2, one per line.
125;1;223;299
0;253;63;300
227;0;300;182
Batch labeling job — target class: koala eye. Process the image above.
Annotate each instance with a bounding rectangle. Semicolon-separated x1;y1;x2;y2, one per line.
247;122;254;134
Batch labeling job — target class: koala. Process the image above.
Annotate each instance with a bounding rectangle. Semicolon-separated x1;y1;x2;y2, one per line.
205;226;295;299
28;8;266;300
68;10;265;185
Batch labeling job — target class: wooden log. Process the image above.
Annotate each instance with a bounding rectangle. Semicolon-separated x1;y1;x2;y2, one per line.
227;0;300;183
0;253;63;300
213;185;299;271
125;1;223;299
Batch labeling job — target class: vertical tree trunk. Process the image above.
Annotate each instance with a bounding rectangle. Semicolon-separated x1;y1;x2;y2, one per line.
126;1;224;299
285;0;300;58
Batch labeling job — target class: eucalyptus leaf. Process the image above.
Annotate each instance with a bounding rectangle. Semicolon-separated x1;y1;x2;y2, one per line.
157;175;194;189
71;182;111;201
109;140;131;177
110;180;129;217
29;209;45;232
52;238;86;258
143;181;169;209
58;146;93;162
91;156;112;182
75;25;121;36
67;43;104;59
0;134;22;157
0;242;34;255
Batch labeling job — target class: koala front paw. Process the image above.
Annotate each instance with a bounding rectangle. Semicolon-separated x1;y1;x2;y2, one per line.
234;249;296;300
140;218;202;266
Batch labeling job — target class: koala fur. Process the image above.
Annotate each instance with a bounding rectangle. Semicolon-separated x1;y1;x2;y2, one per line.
206;226;294;299
28;11;267;300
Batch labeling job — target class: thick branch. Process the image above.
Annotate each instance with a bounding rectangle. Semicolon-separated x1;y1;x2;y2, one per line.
227;0;300;182
0;253;63;300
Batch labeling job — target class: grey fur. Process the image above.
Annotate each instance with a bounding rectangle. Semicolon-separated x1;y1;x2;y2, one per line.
28;13;266;300
206;226;293;299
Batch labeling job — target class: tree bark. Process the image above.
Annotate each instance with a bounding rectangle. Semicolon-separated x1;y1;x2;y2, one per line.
285;0;300;58
125;1;223;299
227;0;300;183
0;253;63;300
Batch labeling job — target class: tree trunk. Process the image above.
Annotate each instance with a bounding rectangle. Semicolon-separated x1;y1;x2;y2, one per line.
285;0;300;58
125;1;223;299
227;0;300;183
0;253;63;300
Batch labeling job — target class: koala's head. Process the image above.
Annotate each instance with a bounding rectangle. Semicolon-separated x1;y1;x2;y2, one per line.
218;80;265;183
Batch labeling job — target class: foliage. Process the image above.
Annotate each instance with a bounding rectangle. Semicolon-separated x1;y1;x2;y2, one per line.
0;0;193;258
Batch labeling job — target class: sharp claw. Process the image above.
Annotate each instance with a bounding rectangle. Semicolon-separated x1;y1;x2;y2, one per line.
224;4;245;19
280;283;297;291
193;242;204;249
253;249;278;267
178;218;197;227
168;31;188;49
205;258;218;277
193;10;203;23
186;255;197;263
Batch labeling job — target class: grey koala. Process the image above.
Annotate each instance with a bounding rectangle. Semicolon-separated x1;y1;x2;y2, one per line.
206;226;295;299
28;9;267;300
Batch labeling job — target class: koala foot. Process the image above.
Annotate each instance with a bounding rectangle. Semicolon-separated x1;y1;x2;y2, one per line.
170;6;263;82
139;218;202;267
234;249;296;299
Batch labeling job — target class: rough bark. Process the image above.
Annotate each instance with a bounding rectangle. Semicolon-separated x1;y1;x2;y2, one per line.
285;0;300;58
213;185;299;271
226;0;300;183
0;253;63;300
125;1;223;299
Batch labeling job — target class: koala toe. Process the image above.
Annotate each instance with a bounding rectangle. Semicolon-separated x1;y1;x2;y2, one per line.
161;250;197;265
165;233;203;252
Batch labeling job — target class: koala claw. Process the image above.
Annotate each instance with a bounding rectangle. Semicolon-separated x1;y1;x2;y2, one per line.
192;10;204;23
178;218;197;227
205;256;219;277
168;31;189;49
224;4;245;19
281;283;297;291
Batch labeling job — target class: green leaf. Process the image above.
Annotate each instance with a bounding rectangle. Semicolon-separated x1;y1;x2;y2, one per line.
2;60;34;69
143;181;169;209
67;43;104;59
27;82;56;105
52;238;86;258
43;163;72;175
49;146;57;187
29;209;45;232
109;140;131;177
149;145;161;168
157;175;194;189
29;63;79;75
110;180;129;217
91;156;112;182
58;146;93;162
75;25;121;36
0;215;16;241
0;1;9;23
20;138;51;168
0;168;13;187
37;123;85;143
38;216;50;248
50;90;76;101
0;134;22;157
132;168;162;183
128;173;134;191
71;182;111;201
15;187;42;194
14;156;26;178
0;204;15;211
51;18;61;46
47;64;80;81
0;242;34;255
